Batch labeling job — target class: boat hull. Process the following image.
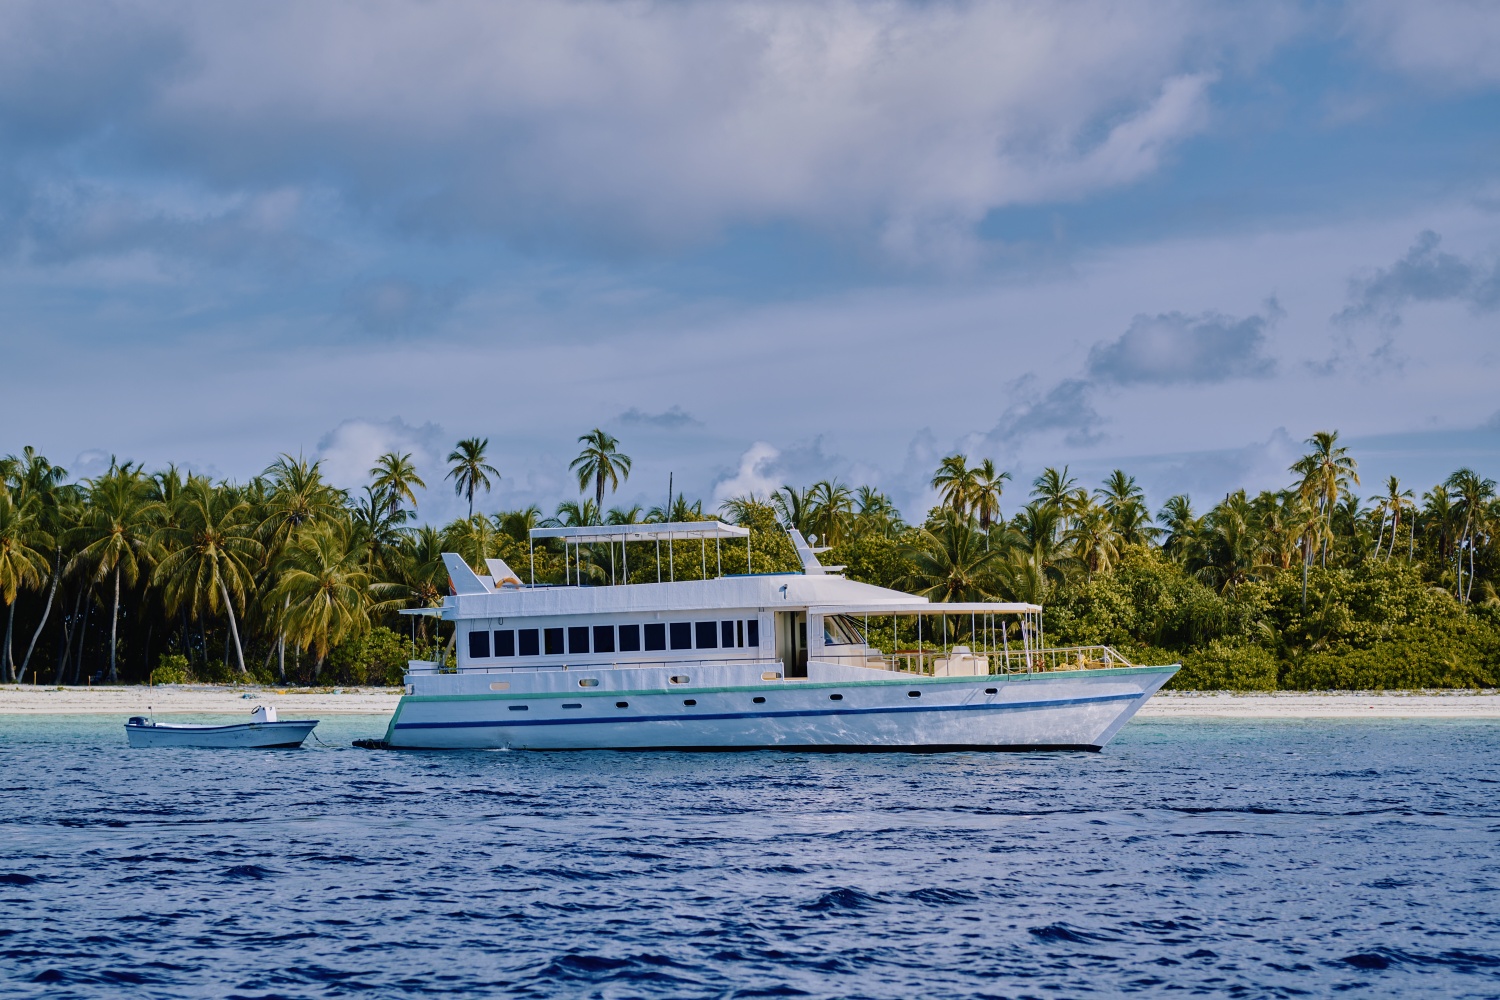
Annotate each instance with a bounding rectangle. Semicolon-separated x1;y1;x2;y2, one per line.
383;664;1177;751
125;720;319;748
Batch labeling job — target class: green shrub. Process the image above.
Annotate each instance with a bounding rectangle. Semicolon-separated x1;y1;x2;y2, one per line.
151;654;194;685
1169;641;1277;691
1283;627;1500;689
327;626;411;686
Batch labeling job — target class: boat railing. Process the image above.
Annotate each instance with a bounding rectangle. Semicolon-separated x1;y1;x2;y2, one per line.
823;645;1133;676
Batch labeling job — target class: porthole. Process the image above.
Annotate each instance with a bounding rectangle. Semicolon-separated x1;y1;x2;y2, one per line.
616;701;629;708
562;703;582;709
669;675;690;685
683;699;697;706
829;693;843;701
985;688;997;695
907;690;921;698
508;705;528;712
578;678;599;688
753;696;766;704
761;671;782;681
489;681;510;692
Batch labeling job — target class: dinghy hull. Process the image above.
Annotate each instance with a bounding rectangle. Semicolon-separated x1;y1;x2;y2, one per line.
125;719;318;748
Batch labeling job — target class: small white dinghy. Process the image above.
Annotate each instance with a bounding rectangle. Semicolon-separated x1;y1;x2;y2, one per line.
124;705;319;749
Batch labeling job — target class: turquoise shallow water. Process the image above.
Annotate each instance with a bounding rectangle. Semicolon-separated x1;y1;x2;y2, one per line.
1;714;1498;998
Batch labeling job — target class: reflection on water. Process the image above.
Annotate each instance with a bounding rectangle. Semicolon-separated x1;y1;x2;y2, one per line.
1;715;1497;997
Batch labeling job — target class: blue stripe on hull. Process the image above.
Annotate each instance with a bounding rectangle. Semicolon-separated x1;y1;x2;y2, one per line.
393;691;1140;730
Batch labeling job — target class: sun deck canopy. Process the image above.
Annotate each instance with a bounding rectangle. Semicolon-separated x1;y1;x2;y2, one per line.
529;521;749;545
808;601;1042;616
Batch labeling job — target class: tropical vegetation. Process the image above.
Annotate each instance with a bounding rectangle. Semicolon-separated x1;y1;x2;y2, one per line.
2;431;1498;691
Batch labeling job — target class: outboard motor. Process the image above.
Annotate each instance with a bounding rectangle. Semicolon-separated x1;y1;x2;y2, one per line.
126;716;148;727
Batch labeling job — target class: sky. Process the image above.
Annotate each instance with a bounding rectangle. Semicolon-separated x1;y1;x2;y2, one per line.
3;0;1499;525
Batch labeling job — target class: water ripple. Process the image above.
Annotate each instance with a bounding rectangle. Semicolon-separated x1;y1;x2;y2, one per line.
0;715;1497;996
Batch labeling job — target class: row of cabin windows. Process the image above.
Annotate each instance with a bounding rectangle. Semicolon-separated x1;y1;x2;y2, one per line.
468;619;760;660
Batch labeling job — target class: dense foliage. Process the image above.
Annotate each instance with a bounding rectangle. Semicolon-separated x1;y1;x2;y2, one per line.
1;429;1496;689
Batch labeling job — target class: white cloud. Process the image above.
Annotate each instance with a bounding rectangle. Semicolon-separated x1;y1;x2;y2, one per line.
314;416;446;495
0;0;1262;263
1348;0;1500;90
712;441;782;503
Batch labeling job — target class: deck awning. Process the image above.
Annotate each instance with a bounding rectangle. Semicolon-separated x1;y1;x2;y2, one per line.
807;601;1042;616
530;521;749;545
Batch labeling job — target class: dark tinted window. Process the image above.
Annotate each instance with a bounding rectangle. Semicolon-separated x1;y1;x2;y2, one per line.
518;629;540;657
722;620;735;647
567;626;590;654
467;630;490;659
644;623;666;651
544;627;564;655
619;624;641;652
746;619;759;647
695;621;718;648
495;630;515;657
669;622;692;650
593;625;615;653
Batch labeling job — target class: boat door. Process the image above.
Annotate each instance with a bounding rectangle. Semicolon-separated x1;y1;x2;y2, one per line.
775;611;808;678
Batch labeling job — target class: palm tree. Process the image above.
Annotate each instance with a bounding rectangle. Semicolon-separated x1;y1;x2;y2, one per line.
852;486;903;538
970;460;1011;531
605;504;646;525
67;463;161;683
1290;430;1359;567
1064;500;1121;579
6;448;72;682
151;479;264;675
771;485;813;534
269;522;375;678
1193;491;1259;592
446;438;500;519
901;512;1000;602
718;493;770;526
370;452;426;519
931;455;978;519
1031;466;1080;512
445;515;503;574
570;429;631;510
1375;476;1416;561
1157;495;1199;563
0;490;50;682
806;479;854;547
1445;468;1496;602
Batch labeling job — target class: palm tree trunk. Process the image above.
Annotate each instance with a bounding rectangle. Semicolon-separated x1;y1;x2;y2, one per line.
1301;539;1309;613
2;601;15;684
53;584;83;685
72;590;92;684
19;551;61;679
218;577;247;675
107;566;121;683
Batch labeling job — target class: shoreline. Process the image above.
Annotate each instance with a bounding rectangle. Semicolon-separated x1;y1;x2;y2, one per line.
0;684;1497;718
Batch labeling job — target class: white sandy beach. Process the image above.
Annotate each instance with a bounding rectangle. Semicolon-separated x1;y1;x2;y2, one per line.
0;684;402;715
0;685;1497;718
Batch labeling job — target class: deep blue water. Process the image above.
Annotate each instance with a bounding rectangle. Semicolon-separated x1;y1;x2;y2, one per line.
1;714;1498;999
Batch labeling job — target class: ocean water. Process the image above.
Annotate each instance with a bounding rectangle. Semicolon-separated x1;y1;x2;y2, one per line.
1;714;1497;999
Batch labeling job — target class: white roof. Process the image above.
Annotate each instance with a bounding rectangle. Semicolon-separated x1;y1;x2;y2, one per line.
529;521;749;544
810;601;1042;615
438;572;1039;620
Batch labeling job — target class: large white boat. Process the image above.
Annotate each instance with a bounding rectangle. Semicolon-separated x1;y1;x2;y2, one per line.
378;522;1177;752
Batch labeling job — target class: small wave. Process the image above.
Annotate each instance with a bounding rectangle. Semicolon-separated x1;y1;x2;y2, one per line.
221;864;278;881
803;887;882;911
0;873;39;886
1028;923;1120;945
906;887;978;904
539;953;634;978
1340;948;1500;973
